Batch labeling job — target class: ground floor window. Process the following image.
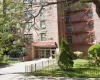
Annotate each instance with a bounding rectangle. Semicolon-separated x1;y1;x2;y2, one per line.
38;47;56;58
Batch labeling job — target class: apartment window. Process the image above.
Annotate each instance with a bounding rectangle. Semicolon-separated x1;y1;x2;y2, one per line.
24;10;32;19
66;15;70;22
67;25;72;32
24;0;33;4
88;11;93;17
91;35;95;43
67;36;72;43
24;34;33;42
40;8;45;17
24;22;32;30
88;22;94;28
40;20;46;29
67;8;70;12
41;33;46;41
86;3;92;8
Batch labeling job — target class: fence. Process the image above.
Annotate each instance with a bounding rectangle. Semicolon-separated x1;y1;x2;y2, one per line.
25;59;100;78
25;59;55;76
32;64;100;78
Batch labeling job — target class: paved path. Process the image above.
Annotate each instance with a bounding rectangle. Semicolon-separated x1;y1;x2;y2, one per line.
0;58;54;80
0;59;100;80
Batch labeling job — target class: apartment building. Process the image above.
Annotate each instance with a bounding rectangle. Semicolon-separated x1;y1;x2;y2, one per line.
23;0;59;60
23;0;100;60
59;1;100;56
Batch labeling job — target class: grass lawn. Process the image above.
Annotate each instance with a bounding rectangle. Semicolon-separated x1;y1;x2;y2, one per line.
32;59;100;78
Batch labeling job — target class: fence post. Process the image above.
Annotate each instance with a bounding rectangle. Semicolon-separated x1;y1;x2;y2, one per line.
25;66;26;76
48;59;49;66
31;64;32;74
35;63;36;72
42;61;43;69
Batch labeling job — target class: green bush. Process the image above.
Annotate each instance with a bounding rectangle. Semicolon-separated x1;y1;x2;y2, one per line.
58;39;74;70
88;44;100;66
73;51;83;58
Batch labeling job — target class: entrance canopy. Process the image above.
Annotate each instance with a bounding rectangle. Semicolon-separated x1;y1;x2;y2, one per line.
32;41;57;47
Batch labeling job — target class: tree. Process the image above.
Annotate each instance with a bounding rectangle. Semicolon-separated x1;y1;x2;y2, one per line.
88;44;100;66
58;38;74;70
0;0;24;60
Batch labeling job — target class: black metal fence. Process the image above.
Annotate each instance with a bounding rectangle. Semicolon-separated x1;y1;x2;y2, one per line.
25;59;100;78
25;59;55;76
32;64;100;78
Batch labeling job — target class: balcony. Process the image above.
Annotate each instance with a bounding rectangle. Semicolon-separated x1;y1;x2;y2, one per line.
66;31;94;34
65;9;93;23
68;42;94;45
66;8;92;13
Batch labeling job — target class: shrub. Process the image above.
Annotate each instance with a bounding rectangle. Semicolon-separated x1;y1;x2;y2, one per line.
58;38;74;70
73;51;83;58
88;44;100;66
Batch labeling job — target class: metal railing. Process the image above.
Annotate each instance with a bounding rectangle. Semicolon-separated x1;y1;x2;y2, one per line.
25;59;55;76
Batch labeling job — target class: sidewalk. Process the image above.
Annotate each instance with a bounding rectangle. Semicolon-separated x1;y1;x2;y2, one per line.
0;58;54;80
0;58;53;75
0;59;100;80
5;75;100;80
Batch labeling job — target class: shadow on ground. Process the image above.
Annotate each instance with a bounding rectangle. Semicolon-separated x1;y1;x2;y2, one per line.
0;63;10;68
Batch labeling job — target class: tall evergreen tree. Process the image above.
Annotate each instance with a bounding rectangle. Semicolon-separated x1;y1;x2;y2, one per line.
58;38;74;70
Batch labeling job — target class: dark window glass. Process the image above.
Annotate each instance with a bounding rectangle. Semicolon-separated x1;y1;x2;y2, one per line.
41;33;46;41
88;22;94;28
24;10;32;19
66;15;70;22
67;36;72;43
24;34;33;42
67;25;72;32
24;22;32;30
88;11;93;17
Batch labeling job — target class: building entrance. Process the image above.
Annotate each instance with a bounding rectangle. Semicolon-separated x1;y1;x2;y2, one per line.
38;47;56;58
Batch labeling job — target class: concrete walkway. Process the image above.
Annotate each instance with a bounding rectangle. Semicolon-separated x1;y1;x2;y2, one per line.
0;58;54;80
0;58;53;74
0;59;100;80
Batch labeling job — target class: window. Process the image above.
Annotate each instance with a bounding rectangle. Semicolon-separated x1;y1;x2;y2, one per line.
67;36;72;43
67;25;72;32
24;34;33;42
88;22;94;28
41;33;46;41
40;8;45;18
24;0;32;4
66;15;70;22
40;20;46;29
86;3;92;8
88;11;93;17
24;22;32;30
91;35;95;43
67;7;70;12
24;10;32;19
